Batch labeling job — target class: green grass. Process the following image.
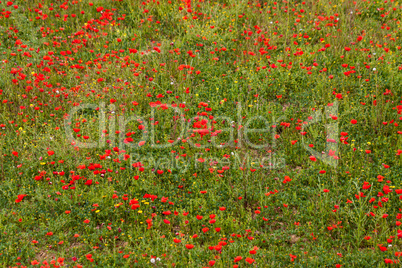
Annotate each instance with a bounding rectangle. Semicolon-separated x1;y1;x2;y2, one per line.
0;0;402;267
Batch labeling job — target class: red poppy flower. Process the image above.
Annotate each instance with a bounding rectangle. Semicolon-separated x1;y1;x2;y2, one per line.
245;258;255;264
234;256;242;262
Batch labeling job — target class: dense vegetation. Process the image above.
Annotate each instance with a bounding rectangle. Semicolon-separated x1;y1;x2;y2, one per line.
1;0;402;267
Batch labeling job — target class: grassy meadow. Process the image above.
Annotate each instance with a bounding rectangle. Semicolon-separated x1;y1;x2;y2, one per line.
1;0;402;267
